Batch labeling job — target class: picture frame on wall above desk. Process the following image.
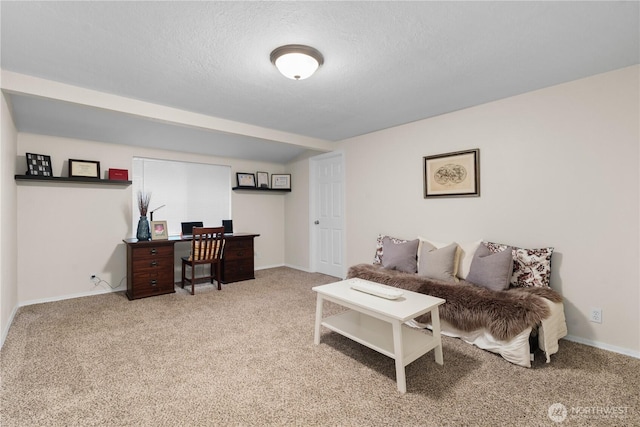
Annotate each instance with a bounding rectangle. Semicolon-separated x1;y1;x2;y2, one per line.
25;153;53;177
256;171;269;188
271;174;291;190
69;159;101;179
236;172;256;188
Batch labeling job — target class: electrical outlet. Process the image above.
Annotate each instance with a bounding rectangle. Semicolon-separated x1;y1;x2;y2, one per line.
90;274;99;284
590;308;602;324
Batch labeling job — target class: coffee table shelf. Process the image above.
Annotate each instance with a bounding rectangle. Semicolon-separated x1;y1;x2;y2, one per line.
321;310;438;366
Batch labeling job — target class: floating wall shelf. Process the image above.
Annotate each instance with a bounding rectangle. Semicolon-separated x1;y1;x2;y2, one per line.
15;175;132;186
232;186;291;193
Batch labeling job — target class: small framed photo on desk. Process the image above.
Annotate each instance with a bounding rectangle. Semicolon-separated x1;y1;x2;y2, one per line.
150;221;168;240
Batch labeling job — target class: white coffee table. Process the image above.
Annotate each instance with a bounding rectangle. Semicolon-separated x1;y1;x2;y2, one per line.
313;278;446;393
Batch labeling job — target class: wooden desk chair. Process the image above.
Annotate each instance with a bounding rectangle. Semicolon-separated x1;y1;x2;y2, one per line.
181;226;225;295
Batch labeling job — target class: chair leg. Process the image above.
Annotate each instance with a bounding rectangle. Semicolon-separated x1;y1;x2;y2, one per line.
181;260;186;289
215;264;222;291
191;264;195;295
210;263;214;284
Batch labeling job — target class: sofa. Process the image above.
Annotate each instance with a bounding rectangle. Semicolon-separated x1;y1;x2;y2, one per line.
346;235;568;368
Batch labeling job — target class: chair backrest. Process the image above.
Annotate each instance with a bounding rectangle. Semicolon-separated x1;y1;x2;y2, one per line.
190;227;225;262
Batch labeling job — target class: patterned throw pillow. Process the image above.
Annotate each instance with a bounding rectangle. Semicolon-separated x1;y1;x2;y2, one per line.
374;234;410;265
483;241;554;288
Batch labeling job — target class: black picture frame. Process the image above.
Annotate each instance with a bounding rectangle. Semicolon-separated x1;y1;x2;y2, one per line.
256;171;269;188
69;159;101;179
25;153;53;177
236;172;256;188
271;174;291;190
423;149;480;198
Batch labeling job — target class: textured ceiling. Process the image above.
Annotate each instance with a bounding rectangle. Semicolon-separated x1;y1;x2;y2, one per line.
1;1;638;163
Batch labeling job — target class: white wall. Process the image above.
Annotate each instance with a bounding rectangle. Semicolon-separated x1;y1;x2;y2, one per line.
331;66;639;355
16;134;287;304
284;151;315;272
1;92;19;346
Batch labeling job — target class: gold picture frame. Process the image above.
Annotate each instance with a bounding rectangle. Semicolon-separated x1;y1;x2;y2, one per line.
150;220;168;240
423;149;480;198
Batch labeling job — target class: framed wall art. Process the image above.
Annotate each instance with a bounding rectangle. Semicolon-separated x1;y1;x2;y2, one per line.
256;171;269;188
271;174;291;190
236;172;256;188
423;149;480;198
69;159;101;178
25;153;53;177
150;220;169;240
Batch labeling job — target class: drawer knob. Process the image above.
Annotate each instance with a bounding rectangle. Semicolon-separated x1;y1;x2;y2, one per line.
150;261;158;267
150;248;157;255
150;279;157;286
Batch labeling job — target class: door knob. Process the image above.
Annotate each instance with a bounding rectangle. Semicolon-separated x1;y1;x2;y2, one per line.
314;220;319;225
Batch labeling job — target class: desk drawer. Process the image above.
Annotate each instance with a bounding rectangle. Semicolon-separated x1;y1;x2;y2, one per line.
224;240;253;260
132;265;173;281
131;245;173;260
222;259;254;283
131;279;174;298
132;257;173;272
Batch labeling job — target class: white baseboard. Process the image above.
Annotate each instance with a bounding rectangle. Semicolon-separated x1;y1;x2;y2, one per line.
1;304;19;349
19;285;124;308
255;263;286;271
563;335;640;359
2;285;125;349
283;264;313;273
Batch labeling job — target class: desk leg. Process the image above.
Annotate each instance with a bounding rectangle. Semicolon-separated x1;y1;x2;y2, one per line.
392;320;407;394
314;295;324;345
431;307;444;365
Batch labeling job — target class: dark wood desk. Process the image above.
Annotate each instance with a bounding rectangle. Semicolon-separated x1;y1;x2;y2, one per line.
123;233;260;300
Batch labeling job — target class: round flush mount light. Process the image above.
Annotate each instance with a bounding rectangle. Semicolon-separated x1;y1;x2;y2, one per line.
270;44;324;80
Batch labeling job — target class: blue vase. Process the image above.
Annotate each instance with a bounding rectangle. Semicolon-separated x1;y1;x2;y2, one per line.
136;216;151;241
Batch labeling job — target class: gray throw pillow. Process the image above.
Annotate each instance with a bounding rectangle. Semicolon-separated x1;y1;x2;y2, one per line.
381;237;419;273
466;245;514;291
418;242;458;283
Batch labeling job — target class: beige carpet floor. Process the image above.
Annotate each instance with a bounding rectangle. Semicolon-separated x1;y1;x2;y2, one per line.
1;267;638;426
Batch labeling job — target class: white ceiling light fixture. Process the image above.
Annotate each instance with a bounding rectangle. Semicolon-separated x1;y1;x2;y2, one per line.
270;44;324;80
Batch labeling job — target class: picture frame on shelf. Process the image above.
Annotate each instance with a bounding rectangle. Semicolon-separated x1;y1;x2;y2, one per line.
25;153;53;177
423;149;480;198
256;171;269;188
150;220;168;240
271;174;291;190
69;159;101;179
236;172;256;188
